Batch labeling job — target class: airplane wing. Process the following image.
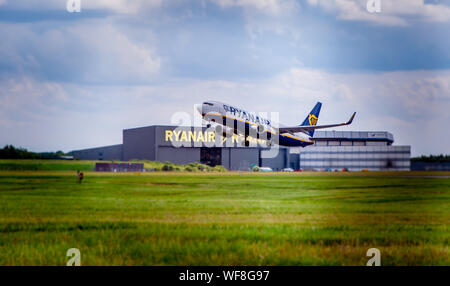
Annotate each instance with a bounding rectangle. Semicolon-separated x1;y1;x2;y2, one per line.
278;112;356;134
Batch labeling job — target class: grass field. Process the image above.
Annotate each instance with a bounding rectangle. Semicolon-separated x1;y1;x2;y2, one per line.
0;162;449;265
0;159;225;172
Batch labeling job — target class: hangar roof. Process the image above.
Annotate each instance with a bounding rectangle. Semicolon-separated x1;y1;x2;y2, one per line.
313;131;394;143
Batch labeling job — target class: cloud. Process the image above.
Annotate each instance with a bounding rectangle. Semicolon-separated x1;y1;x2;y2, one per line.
273;68;450;155
307;0;450;26
277;68;450;117
0;21;161;84
212;0;298;15
0;0;162;13
0;76;129;150
1;0;449;76
211;0;301;42
74;24;161;81
83;0;162;13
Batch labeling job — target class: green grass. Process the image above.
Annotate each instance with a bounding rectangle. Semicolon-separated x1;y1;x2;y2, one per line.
0;159;96;171
0;159;226;172
0;167;448;265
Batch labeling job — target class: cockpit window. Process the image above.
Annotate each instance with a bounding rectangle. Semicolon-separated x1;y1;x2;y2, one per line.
203;102;214;106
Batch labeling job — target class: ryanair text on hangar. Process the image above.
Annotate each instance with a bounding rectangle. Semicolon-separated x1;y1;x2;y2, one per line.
166;130;216;143
165;130;268;146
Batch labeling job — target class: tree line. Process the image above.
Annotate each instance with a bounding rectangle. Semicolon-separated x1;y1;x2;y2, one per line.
411;154;450;163
0;145;67;159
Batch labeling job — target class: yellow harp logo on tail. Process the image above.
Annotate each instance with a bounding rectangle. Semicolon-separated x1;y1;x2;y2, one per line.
308;114;318;126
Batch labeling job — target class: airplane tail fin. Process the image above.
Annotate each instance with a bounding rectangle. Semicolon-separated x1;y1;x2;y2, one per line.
300;102;322;137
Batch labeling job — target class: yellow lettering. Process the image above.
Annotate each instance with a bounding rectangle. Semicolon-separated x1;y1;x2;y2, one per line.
165;130;173;141
189;131;196;142
197;132;204;142
173;130;181;141
180;131;187;141
208;132;215;142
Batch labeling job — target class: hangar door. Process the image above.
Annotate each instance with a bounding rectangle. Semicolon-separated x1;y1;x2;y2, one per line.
200;147;222;167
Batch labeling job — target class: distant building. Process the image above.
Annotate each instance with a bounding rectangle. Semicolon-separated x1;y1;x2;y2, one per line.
71;126;410;171
71;125;289;171
411;161;450;171
290;131;410;171
70;144;123;161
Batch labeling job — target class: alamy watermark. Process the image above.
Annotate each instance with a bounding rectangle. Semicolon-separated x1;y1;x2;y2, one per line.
366;248;381;266
67;0;81;13
366;0;381;13
66;248;81;266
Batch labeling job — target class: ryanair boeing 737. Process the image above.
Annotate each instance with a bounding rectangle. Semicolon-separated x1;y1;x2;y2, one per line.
197;101;356;147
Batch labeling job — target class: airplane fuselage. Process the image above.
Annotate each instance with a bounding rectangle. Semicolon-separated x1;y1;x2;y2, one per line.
197;101;314;147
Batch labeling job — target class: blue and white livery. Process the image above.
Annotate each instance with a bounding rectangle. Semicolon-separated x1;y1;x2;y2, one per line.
197;101;356;147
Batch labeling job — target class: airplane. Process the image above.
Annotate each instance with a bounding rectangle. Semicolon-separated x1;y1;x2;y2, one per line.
196;101;356;147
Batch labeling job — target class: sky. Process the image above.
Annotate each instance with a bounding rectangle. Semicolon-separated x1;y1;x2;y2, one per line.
0;0;449;156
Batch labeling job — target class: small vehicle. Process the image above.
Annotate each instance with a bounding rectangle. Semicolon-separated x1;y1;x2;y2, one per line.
259;167;273;172
281;168;294;172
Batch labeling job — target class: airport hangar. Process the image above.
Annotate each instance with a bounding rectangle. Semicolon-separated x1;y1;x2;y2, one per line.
71;125;411;171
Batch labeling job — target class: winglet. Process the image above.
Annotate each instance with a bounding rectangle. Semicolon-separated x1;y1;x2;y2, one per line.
346;112;356;125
